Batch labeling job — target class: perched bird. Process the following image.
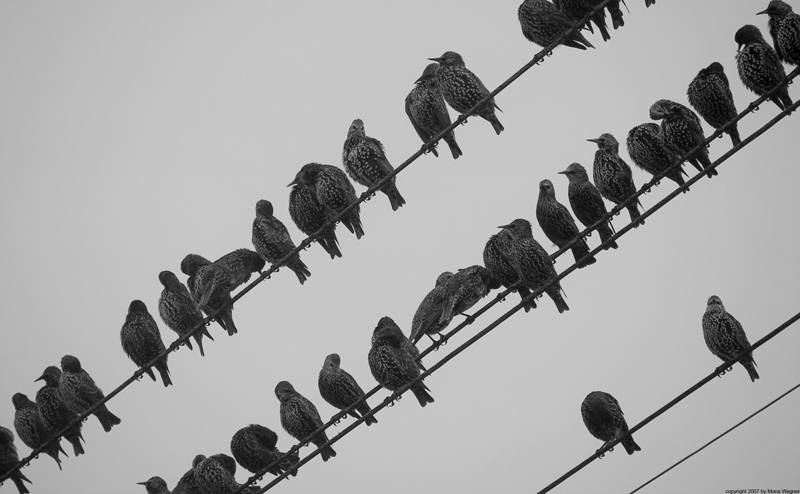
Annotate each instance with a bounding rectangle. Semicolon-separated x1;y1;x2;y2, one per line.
214;248;265;290
758;0;800;66
536;179;596;268
288;178;342;259
410;271;456;343
230;424;299;478
626;123;687;188
687;62;742;147
369;317;434;407
702;296;759;382
483;234;535;311
604;0;625;30
518;0;595;50
181;254;238;336
588;133;644;226
558;163;618;249
581;391;641;455
429;51;504;134
553;0;611;42
193;453;247;494
405;63;462;159
342;119;406;211
442;265;498;321
173;455;204;494
252;199;311;285
275;381;337;461
289;163;364;239
649;99;716;178
137;476;171;494
58;355;121;432
158;270;214;356
735;24;794;111
318;353;377;425
12;393;67;470
0;426;32;494
120;300;172;387
34;366;85;457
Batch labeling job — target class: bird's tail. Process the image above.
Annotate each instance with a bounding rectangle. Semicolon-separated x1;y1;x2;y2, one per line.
742;357;760;382
728;125;742;147
218;309;238;336
572;240;597;268
517;286;537;312
444;134;463;159
547;286;570;313
96;405;122;432
412;382;435;407
385;185;406;211
341;213;365;239
608;1;625;29
597;224;619;249
290;259;311;285
645;0;655;6
279;449;301;477
592;13;611;41
67;434;85;456
12;472;32;494
626;203;644;228
319;233;343;259
156;362;173;387
314;438;337;462
622;434;642;455
485;113;504;135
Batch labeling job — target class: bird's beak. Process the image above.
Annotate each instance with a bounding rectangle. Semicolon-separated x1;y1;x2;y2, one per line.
287;178;299;187
756;8;768;15
428;57;442;63
497;224;510;229
586;138;600;143
557;170;568;175
34;374;45;382
136;481;148;485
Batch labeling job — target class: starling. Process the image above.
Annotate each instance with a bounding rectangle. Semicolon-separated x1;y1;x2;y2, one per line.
137;476;171;494
428;51;504;135
121;300;172;387
288;179;342;259
735;25;794;111
702;296;759;382
288;163;364;239
318;353;378;426
442;265;497;322
558;163;618;249
553;0;611;42
369;317;434;407
173;456;204;494
158;270;214;356
193;453;245;494
58;354;121;432
410;271;455;344
588;133;644;226
342;119;406;211
12;393;67;470
518;0;595;50
581;391;641;455
252;199;311;285
758;0;800;66
483;234;536;312
275;381;337;462
626;123;688;188
181;254;238;336
214;248;265;290
496;219;569;313
536;179;597;268
230;424;299;478
0;426;32;494
34;366;85;457
604;0;625;30
405;63;463;159
649;99;717;178
687;62;742;147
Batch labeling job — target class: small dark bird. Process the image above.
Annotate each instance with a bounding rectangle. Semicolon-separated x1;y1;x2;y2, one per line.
405;63;462;159
537;179;596;268
230;424;299;478
12;393;67;470
410;271;455;343
288;179;342;259
553;0;611;42
58;355;121;432
288;163;364;239
645;0;655;5
369;317;434;407
342;119;406;211
193;453;245;494
758;0;800;66
483;234;536;311
181;254;237;336
626;123;687;188
318;353;377;425
173;455;204;494
687;62;742;147
428;51;504;134
252;199;311;285
518;0;595;50
188;257;236;315
0;426;32;494
34;366;85;456
588;133;644;226
121;300;172;387
702;296;759;382
137;476;171;494
558;163;618;249
605;0;625;30
649;99;717;178
735;24;794;111
442;265;498;321
275;381;337;462
581;391;641;455
214;249;265;290
158;270;213;356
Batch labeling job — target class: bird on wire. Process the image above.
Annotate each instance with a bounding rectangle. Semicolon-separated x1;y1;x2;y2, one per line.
558;162;618;250
12;393;67;470
213;248;265;290
758;0;800;66
172;455;204;494
120;300;172;387
553;0;611;42
181;254;238;336
275;381;337;462
34;365;85;456
288;163;364;239
735;24;794;112
318;353;378;426
702;295;759;382
230;424;299;478
588;133;644;226
687;62;742;147
483;234;536;312
58;354;121;432
158;270;214;356
288;177;343;259
626;123;687;188
518;0;595;50
405;63;462;159
252;199;311;285
536;179;596;268
649;99;717;178
0;425;32;494
410;271;456;344
581;391;641;455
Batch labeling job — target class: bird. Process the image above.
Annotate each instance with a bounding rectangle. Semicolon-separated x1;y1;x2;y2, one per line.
735;24;794;111
645;0;655;5
181;254;238;336
342;119;406;211
34;366;85;457
483;234;536;312
193;453;249;494
649;99;717;178
581;391;641;455
518;0;595;50
626;123;687;188
558;163;618;250
588;133;644;226
405;63;462;159
758;0;800;66
137;476;171;494
442;265;498;322
230;424;299;478
288;178;343;259
12;393;67;470
288;163;364;239
687;62;742;147
213;248;265;290
553;0;611;42
158;270;214;356
496;219;569;313
410;271;456;344
186;255;237;316
252;199;311;285
369;316;434;407
173;455;204;494
702;295;759;382
58;354;121;432
120;300;172;387
318;353;378;425
537;179;596;268
428;51;504;134
0;425;32;494
604;0;625;30
275;381;337;461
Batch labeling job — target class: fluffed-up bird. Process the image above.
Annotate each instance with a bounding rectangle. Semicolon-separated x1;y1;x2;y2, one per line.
230;424;299;478
735;24;794;111
35;366;85;456
58;355;121;432
537;179;596;268
172;455;204;494
12;393;67;470
275;381;337;461
289;163;364;239
194;453;256;494
213;248;265;290
318;353;377;425
137;476;171;494
588;133;644;226
158;270;213;356
410;272;455;344
405;63;462;159
342;119;406;211
687;62;742;147
252;199;311;285
181;254;238;336
758;0;800;66
442;265;499;321
121;300;172;387
581;391;641;455
702;295;759;382
649;99;717;178
518;0;595;50
0;426;32;494
483;234;536;311
626;123;687;188
288;177;342;259
559;163;618;249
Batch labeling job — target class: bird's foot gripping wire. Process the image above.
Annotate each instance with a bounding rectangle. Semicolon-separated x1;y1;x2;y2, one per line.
387;394;402;408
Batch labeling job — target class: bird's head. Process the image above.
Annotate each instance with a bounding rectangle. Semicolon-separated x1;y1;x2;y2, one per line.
757;0;792;17
735;25;764;51
128;299;148;314
35;365;62;385
348;118;365;137
255;199;274;218
136;476;169;494
274;381;296;400
181;254;210;277
11;393;33;410
559;162;589;183
706;295;725;310
323;353;341;371
429;51;463;67
587;133;619;151
435;271;454;287
538;179;556;199
61;354;83;373
416;63;439;84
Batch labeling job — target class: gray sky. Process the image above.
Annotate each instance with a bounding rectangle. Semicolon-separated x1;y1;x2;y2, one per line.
1;1;799;493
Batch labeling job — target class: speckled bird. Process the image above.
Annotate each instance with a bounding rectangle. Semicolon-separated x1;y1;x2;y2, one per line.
186;256;236;315
252;199;311;285
230;424;299;478
687;62;742;147
626;123;687;188
158;270;213;357
173;456;204;494
12;393;67;470
406;63;462;159
588;133;644;226
193;453;244;494
214;248;265;290
585;0;624;30
0;426;31;494
483;234;535;312
537;179;596;268
58;355;121;432
34;366;84;457
759;0;800;66
410;271;456;344
288;179;342;259
369;316;434;407
553;0;611;42
137;476;171;494
121;300;172;387
649;99;717;178
318;353;377;426
581;391;641;455
442;265;498;322
429;51;504;134
558;163;618;250
702;296;759;382
735;24;794;111
289;163;364;239
518;0;595;50
181;254;237;336
342;119;406;211
275;381;337;462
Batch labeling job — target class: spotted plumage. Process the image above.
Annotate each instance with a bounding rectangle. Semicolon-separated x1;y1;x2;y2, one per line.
581;391;641;455
289;163;364;239
649;99;716;178
369;317;434;407
181;254;237;336
158;270;213;356
0;425;32;494
558;163;618;250
275;381;336;462
588;133;643;226
214;248;265;290
230;424;299;478
587;0;624;30
288;178;342;259
483;234;536;312
318;353;377;426
137;476;171;494
406;63;462;159
443;265;498;321
252;199;310;285
172;456;204;494
537;179;596;268
626;123;687;188
121;300;172;387
687;62;742;147
553;0;611;42
735;24;794;111
342;119;406;211
193;453;241;494
12;393;67;470
702;296;759;382
518;0;595;50
58;355;121;432
759;0;800;66
34;366;84;457
410;271;455;344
